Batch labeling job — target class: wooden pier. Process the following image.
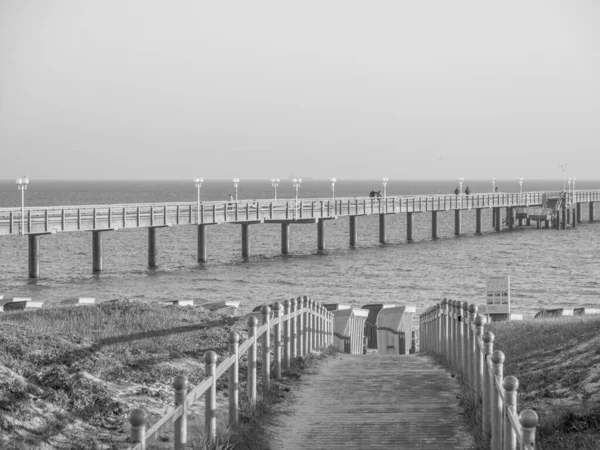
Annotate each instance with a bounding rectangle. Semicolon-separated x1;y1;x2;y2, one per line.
1;190;598;278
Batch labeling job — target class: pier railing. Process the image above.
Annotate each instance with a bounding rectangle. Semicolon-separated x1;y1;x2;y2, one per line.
2;190;599;235
127;297;333;449
420;299;538;450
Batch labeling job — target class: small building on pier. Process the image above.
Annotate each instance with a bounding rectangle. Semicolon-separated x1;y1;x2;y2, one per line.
362;304;396;350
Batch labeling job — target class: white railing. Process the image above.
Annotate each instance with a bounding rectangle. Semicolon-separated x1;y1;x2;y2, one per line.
126;296;333;449
420;299;538;450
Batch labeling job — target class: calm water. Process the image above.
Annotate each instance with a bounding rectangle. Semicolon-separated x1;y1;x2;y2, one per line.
0;179;598;319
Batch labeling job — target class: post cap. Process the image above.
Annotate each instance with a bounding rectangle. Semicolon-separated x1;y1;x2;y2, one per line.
441;298;448;305
490;350;505;365
482;331;495;344
204;350;218;365
296;297;302;306
172;375;188;390
247;315;258;327
462;301;468;311
261;304;271;315
283;299;289;308
519;409;539;428
474;316;485;327
227;331;239;343
129;408;146;427
503;375;519;392
272;301;281;311
468;304;478;314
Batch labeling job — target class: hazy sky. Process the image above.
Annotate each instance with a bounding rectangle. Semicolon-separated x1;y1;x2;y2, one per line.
1;1;598;180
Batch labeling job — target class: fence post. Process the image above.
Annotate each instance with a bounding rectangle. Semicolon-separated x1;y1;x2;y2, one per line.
303;297;309;354
290;298;297;360
468;304;478;390
503;376;519;450
228;331;240;427
519;410;539;449
451;300;457;372
204;351;218;443
272;303;282;380
283;299;290;371
312;300;318;349
474;316;485;402
172;375;188;450
318;303;323;348
306;298;313;352
441;298;448;359
461;301;469;381
247;315;258;406
261;305;271;395
490;350;504;450
129;409;146;450
297;297;304;356
482;331;494;445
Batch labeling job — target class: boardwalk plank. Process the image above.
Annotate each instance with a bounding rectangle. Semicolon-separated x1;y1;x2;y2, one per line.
269;353;476;449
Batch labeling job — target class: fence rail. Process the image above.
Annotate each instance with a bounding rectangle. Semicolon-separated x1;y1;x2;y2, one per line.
420;298;538;450
127;296;333;450
2;190;598;236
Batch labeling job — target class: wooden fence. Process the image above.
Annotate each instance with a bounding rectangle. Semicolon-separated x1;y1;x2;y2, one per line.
127;296;333;449
420;298;538;450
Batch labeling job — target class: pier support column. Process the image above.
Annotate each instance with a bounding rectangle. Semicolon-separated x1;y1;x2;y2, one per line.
526;218;531;226
349;216;357;247
379;214;386;243
28;234;40;278
406;212;413;242
590;202;595;222
431;211;438;240
518;218;524;227
494;208;501;231
572;209;576;229
454;210;461;236
148;227;157;268
492;208;496;228
475;208;482;235
576;203;582;223
545;220;549;229
241;224;250;258
317;219;325;250
197;225;207;262
561;208;566;229
536;220;541;229
507;208;514;230
281;223;290;255
92;231;102;273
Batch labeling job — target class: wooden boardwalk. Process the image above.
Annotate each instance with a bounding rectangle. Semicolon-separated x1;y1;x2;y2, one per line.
269;353;476;449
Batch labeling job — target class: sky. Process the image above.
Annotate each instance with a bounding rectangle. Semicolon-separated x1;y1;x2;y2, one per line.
1;0;599;180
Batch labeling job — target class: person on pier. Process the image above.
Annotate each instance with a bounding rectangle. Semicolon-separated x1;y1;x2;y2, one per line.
454;187;459;195
465;186;471;195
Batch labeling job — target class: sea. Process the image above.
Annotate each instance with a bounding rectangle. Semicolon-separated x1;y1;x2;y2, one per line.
0;178;599;319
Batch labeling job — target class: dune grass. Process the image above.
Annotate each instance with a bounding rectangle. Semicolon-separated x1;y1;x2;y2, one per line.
448;314;600;450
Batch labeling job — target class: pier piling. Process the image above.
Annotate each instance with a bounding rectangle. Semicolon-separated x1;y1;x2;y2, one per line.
241;224;249;258
317;219;325;250
28;234;40;278
590;202;595;222
406;212;413;242
197;225;207;262
432;211;438;239
148;227;157;268
281;223;289;254
454;210;461;236
92;231;102;273
475;209;482;235
379;214;386;243
349;216;357;247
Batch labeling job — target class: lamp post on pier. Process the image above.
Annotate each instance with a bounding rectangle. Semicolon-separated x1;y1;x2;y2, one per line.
492;177;495;193
271;178;280;200
330;178;336;202
519;177;523;197
568;178;572;205
232;178;240;201
16;175;29;236
459;177;464;207
292;178;302;219
382;177;388;198
194;177;203;224
560;163;568;191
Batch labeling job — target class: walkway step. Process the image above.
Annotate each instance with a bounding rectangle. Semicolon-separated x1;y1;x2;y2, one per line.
269;353;476;449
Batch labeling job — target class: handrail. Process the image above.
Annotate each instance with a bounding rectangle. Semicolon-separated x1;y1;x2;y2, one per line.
127;295;334;449
419;299;539;450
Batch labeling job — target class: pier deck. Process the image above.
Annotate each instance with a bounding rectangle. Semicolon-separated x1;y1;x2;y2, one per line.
269;353;475;449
